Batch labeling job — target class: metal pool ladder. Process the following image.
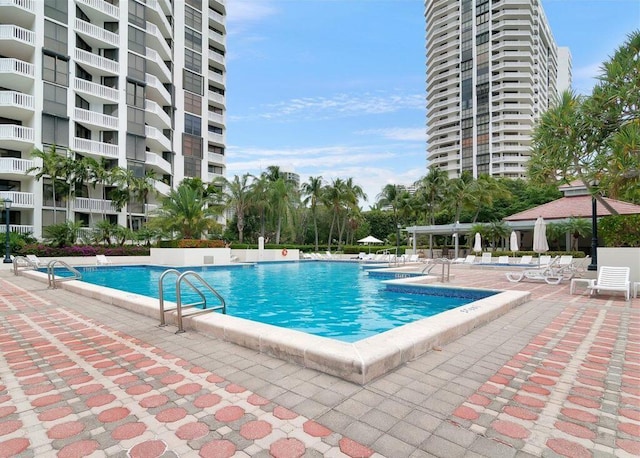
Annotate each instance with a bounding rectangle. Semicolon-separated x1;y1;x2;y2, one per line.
46;260;82;289
158;269;226;333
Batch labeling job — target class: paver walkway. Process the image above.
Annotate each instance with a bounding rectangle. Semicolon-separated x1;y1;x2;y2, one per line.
0;265;638;457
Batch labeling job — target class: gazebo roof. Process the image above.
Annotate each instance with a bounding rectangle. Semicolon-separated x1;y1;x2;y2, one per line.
504;195;640;222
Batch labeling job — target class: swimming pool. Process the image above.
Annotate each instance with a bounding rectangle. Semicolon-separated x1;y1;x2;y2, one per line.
63;263;495;343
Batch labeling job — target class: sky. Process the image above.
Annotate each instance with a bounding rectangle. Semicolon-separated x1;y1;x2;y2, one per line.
223;0;640;208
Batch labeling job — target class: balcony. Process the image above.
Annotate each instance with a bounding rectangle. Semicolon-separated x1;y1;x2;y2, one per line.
153;179;171;196
207;130;224;144
72;137;119;159
72;197;118;214
208;7;224;27
0;124;34;149
208;30;225;48
0;90;34;121
145;125;171;151
0;157;34;177
207;152;224;164
145;73;171;106
208;112;224;126
207;70;224;86
0;190;34;208
74;78;120;103
74;107;119;129
208;50;224;66
208;90;225;106
145;21;171;61
75;0;119;21
75;18;119;48
74;48;120;76
0;58;34;93
207;172;224;182
144;100;171;130
0;24;34;60
7;224;33;234
145;0;172;37
145;151;172;175
145;47;171;83
0;0;35;29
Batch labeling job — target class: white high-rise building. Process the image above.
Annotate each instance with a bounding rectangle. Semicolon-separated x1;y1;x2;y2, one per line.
557;46;572;93
0;0;226;239
425;0;566;178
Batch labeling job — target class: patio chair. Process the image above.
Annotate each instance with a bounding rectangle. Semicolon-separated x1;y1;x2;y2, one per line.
26;255;41;268
586;266;630;301
481;253;493;264
96;255;112;265
505;257;562;284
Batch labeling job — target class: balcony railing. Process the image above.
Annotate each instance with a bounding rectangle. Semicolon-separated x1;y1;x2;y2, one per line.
73;197;118;213
75;48;120;74
144;100;171;128
75;18;119;47
145;151;172;174
208;50;224;65
76;0;119;19
208;8;224;25
145;47;172;82
145;125;171;151
145;73;172;105
0;24;34;45
74;78;120;103
145;0;172;36
0;157;34;174
0;124;33;142
153;180;171;196
0;190;33;207
208;91;224;105
8;224;33;235
0;90;33;110
0;57;33;77
208;112;224;125
72;137;119;159
207;152;224;164
145;21;171;59
74;107;118;129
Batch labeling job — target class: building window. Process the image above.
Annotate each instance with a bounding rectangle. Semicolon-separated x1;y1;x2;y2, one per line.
45;0;68;22
44;20;68;55
75;95;89;110
127;107;145;136
185;6;202;30
126;134;146;161
184;49;202;72
43;83;67;117
42;115;69;147
183;70;203;95
183;157;201;178
183;133;203;158
184;114;201;136
128;0;146;28
128;52;146;82
128;25;146;55
186;0;201;8
184;91;202;114
185;28;202;52
126;80;145;108
208;145;224;155
43;53;69;86
208;125;222;134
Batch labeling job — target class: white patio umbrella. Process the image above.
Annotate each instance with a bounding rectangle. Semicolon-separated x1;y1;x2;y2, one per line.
510;231;519;253
473;232;482;254
358;235;383;253
532;216;549;262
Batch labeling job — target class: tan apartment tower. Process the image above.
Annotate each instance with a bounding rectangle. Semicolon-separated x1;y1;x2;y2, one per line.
425;0;564;178
0;0;227;239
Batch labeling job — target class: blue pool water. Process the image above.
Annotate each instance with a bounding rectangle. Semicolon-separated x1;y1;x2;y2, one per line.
57;263;496;342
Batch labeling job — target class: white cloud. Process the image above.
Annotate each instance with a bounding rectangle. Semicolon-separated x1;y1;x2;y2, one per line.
355;127;426;142
226;1;277;26
230;92;424;122
571;62;601;95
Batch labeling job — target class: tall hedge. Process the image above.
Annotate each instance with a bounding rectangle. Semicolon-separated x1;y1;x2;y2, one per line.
599;215;640;247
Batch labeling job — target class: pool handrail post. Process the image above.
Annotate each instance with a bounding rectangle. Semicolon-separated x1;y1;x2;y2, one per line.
158;269;181;326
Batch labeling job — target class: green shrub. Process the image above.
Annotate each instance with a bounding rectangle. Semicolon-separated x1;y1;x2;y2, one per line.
599;215;640;247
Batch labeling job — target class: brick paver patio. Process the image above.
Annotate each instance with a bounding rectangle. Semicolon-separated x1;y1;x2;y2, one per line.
0;265;638;457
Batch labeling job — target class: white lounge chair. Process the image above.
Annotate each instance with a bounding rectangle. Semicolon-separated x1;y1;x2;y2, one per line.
505;257;563;284
497;256;509;264
586;266;630;301
96;255;112;265
26;255;41;267
453;255;476;264
538;255;552;266
407;254;420;263
481;253;493;264
518;255;533;265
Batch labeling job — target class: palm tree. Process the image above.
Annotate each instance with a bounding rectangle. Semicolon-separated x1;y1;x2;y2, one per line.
469;175;511;222
323;178;346;251
301;176;324;251
376;184;400;227
340;178;366;247
26;146;68;224
221;173;252;243
564;217;591;251
249;174;271;240
444;171;477;223
148;181;222;239
414;167;448;255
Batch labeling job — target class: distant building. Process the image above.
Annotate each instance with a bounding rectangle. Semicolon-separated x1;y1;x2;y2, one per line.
425;0;569;179
0;0;227;238
557;47;572;93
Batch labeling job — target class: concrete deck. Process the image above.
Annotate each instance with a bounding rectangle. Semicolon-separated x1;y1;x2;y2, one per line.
0;264;638;457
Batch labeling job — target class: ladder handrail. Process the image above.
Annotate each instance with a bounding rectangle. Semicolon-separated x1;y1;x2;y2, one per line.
176;271;226;333
158;269;226;333
46;259;82;289
12;255;37;275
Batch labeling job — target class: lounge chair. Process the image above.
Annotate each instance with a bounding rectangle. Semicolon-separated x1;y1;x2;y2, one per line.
538;255;552;266
26;255;41;267
497;256;509;264
452;255;476;264
586;266;630;301
518;255;533;265
481;253;493;264
96;255;112;265
407;254;420;263
505;257;563;284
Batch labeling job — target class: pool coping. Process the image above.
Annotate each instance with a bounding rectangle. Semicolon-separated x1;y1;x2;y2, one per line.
21;269;530;385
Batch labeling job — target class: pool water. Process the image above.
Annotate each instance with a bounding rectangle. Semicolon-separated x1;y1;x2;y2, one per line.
64;262;496;342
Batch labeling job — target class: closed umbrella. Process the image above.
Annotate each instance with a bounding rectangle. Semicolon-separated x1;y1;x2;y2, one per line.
510;231;519;253
532;216;549;262
473;232;482;254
